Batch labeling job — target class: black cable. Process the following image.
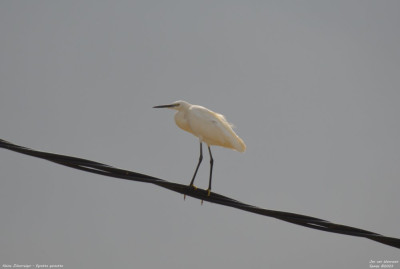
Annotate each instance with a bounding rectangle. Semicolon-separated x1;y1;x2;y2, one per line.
1;138;399;249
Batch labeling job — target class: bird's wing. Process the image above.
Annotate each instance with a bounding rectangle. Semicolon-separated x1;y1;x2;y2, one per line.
214;113;235;128
188;106;239;149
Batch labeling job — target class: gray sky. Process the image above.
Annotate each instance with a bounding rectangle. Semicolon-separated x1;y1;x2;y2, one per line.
1;1;399;268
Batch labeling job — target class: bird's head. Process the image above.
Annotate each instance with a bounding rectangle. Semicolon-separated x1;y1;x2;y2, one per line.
153;100;190;111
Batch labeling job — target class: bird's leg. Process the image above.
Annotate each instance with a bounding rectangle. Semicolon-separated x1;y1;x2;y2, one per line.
189;142;203;188
206;146;213;196
183;141;203;200
184;142;203;200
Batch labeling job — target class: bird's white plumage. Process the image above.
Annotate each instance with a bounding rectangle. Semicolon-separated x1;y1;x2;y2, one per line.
157;100;246;152
185;105;245;152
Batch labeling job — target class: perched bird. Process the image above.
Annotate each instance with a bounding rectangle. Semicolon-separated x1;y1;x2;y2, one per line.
153;100;246;196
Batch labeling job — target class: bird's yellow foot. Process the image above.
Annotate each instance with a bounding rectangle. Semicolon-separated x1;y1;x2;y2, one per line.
206;189;211;196
184;185;198;201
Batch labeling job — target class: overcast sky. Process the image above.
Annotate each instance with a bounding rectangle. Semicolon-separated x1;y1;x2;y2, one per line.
1;1;399;268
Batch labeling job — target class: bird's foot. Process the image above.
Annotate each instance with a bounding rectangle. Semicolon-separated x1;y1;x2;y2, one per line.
184;185;198;200
200;189;211;205
206;189;211;196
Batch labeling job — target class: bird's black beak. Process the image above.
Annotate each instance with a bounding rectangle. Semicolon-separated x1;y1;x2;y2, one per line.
153;104;178;108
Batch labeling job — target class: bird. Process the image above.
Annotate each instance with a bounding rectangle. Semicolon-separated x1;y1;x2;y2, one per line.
153;100;246;196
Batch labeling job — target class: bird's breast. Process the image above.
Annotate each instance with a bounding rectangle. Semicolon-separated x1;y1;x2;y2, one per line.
174;111;193;134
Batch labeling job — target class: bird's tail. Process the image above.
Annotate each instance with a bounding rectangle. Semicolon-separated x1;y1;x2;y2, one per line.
233;136;246;152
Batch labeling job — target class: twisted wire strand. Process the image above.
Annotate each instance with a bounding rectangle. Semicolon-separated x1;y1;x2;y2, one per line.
1;138;399;249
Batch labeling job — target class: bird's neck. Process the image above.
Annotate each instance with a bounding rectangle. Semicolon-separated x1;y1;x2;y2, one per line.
174;111;192;133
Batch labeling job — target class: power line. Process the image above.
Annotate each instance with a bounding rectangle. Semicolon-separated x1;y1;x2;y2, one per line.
1;138;399;249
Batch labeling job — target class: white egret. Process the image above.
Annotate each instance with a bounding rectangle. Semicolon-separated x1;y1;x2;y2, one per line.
153;100;246;196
